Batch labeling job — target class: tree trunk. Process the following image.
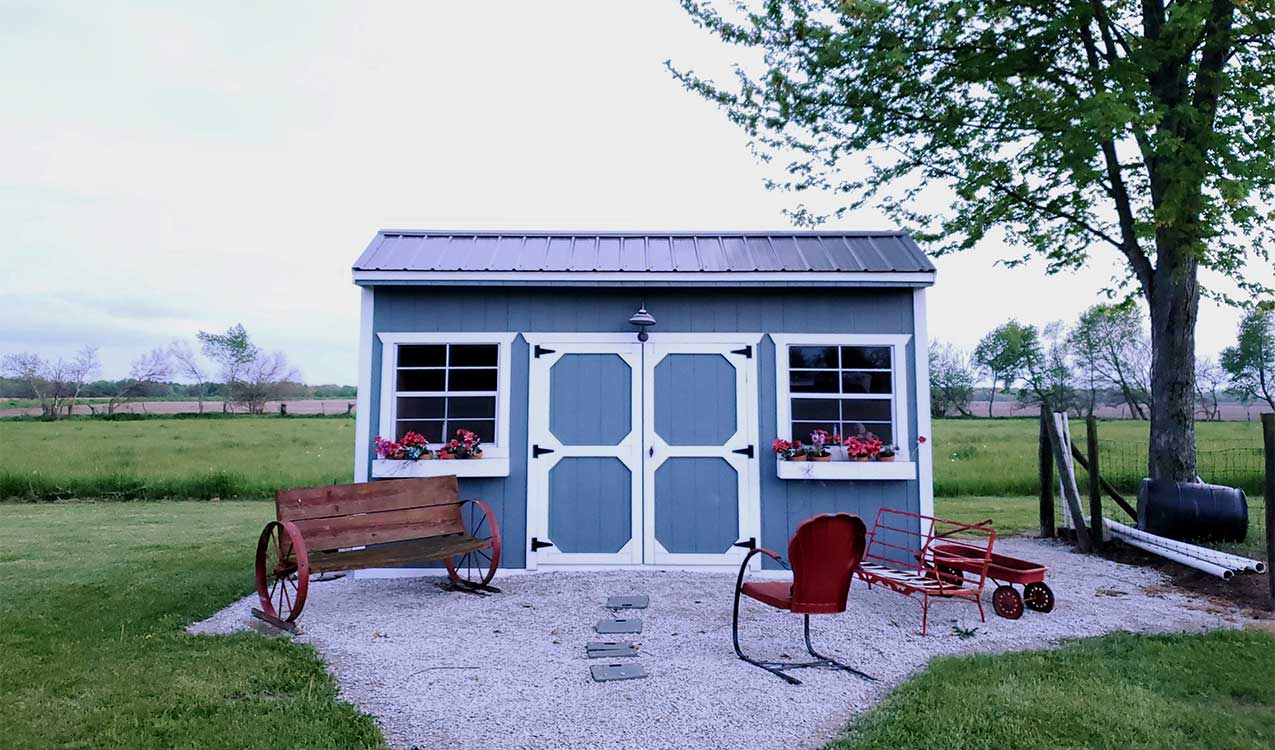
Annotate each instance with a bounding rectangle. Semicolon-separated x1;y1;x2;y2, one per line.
987;382;997;418
1147;260;1200;482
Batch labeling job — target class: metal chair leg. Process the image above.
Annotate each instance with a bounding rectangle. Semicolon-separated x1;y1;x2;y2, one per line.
802;615;877;681
732;578;802;685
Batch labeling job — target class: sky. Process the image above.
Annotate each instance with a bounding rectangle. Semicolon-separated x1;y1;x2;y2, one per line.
2;1;1270;385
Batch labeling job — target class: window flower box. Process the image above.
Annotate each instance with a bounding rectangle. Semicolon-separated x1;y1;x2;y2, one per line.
372;457;510;478
776;458;916;481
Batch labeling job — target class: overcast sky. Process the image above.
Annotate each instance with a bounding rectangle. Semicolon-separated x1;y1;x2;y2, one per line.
3;2;1269;384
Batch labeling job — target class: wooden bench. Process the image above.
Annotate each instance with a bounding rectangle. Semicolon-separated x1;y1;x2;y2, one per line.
253;476;501;626
854;508;994;636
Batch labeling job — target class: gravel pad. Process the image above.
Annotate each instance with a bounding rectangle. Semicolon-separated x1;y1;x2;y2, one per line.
191;539;1255;750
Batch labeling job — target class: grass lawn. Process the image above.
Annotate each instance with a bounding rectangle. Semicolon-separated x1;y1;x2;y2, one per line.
0;500;383;750
0;416;355;500
831;629;1275;750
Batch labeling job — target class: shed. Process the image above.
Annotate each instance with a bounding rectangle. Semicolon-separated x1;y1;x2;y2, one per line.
352;230;936;570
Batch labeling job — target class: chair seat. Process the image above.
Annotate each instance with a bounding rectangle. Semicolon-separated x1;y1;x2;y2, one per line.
740;581;793;610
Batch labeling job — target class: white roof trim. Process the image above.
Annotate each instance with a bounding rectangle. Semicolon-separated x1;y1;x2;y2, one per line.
352;270;937;285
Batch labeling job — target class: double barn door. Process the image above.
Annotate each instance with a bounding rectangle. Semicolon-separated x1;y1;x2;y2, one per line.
527;335;760;567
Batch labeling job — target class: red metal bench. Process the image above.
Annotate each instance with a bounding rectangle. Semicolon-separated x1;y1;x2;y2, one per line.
855;508;994;636
253;476;500;627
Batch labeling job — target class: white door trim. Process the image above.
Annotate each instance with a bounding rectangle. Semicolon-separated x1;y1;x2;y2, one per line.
526;341;644;568
642;340;762;567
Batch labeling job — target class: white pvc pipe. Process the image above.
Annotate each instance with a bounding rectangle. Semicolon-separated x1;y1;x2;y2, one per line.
1110;531;1234;580
1103;518;1267;574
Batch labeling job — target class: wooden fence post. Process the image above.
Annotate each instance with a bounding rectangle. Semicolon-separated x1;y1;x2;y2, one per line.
1045;412;1092;553
1087;416;1103;549
1262;412;1273;608
1039;407;1056;538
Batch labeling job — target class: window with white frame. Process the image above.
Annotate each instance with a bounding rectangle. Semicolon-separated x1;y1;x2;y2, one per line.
774;335;911;459
378;333;514;455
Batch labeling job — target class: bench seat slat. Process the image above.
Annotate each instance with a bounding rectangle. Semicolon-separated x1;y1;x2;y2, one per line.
309;534;488;572
276;477;460;522
294;505;465;551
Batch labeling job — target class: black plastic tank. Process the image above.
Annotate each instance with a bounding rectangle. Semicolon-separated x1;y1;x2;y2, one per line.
1137;479;1248;543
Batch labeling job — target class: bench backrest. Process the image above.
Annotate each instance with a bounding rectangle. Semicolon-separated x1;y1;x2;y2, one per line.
864;508;995;578
275;476;464;551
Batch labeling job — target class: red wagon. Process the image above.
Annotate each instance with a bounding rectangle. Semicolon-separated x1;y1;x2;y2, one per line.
930;543;1054;619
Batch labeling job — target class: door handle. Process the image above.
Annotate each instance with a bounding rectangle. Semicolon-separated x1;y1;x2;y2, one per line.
648;446;654;458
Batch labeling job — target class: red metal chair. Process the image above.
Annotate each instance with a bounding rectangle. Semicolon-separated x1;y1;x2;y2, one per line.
731;513;876;685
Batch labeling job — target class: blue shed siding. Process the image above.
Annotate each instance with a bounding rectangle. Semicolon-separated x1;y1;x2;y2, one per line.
367;286;919;569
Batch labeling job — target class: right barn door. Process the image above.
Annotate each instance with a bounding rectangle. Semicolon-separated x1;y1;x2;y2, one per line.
642;341;759;566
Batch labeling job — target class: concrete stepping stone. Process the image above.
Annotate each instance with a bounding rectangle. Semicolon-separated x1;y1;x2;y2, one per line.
590;663;648;682
595;618;642;634
586;641;639;659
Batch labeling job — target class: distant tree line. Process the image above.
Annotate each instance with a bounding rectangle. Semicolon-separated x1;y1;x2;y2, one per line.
1;324;355;419
931;305;1274;420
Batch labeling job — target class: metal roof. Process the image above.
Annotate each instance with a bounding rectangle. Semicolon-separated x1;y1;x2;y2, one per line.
353;230;935;275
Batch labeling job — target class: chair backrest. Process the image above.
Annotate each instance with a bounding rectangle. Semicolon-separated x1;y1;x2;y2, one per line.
787;513;867;615
863;508;996;592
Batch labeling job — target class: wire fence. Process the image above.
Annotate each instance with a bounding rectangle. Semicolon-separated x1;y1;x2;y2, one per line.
1052;437;1268;561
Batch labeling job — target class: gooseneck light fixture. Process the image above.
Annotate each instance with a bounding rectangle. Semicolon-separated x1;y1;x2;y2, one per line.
628;305;656;342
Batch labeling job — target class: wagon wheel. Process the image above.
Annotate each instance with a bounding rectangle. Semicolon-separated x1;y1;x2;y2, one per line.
255;520;310;623
446;500;501;588
1023;582;1055;613
991;585;1023;620
935;564;966;587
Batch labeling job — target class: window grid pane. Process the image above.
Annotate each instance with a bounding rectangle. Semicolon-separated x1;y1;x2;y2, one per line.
394;343;501;447
788;343;896;448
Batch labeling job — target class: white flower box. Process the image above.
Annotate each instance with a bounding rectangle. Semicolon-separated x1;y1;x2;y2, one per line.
775;459;916;481
372;457;510;479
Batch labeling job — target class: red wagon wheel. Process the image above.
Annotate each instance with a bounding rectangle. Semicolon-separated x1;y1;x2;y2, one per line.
446;499;501;588
255;520;310;622
1023;582;1055;613
991;584;1024;620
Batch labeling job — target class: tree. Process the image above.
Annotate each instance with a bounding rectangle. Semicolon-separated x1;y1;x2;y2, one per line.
929;341;976;416
1068;304;1152;419
1018;322;1079;414
169;340;209;414
0;346;100;418
672;0;1275;482
1194;356;1227;421
1221;306;1275;411
198;324;259;413
103;347;174;415
235;351;300;414
973;320;1035;417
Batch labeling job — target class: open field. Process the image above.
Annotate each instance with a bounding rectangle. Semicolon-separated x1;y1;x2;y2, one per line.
1;415;1265;500
0;501;382;750
0;416;354;500
1;500;1270;750
0;398;356;418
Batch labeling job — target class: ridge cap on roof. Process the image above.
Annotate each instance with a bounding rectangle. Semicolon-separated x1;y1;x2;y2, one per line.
375;229;909;238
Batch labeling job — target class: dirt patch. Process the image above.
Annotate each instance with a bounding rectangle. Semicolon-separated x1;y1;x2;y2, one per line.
1101;539;1274;618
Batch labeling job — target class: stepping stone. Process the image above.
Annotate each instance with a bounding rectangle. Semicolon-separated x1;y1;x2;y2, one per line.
606;595;649;610
586;641;639;659
595;618;642;634
590;663;648;682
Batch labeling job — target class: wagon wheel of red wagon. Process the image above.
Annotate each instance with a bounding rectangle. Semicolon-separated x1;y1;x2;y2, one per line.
991;585;1023;620
446;500;501;588
255;520;310;622
935;564;966;587
1023;582;1055;613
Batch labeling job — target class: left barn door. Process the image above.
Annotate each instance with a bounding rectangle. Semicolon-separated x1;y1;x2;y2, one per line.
527;341;643;566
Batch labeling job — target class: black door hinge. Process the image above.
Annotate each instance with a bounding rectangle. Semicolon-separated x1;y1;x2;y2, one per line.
731;445;755;458
531;537;555;551
534;345;556;358
730;345;752;358
532;444;555;458
733;537;756;550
